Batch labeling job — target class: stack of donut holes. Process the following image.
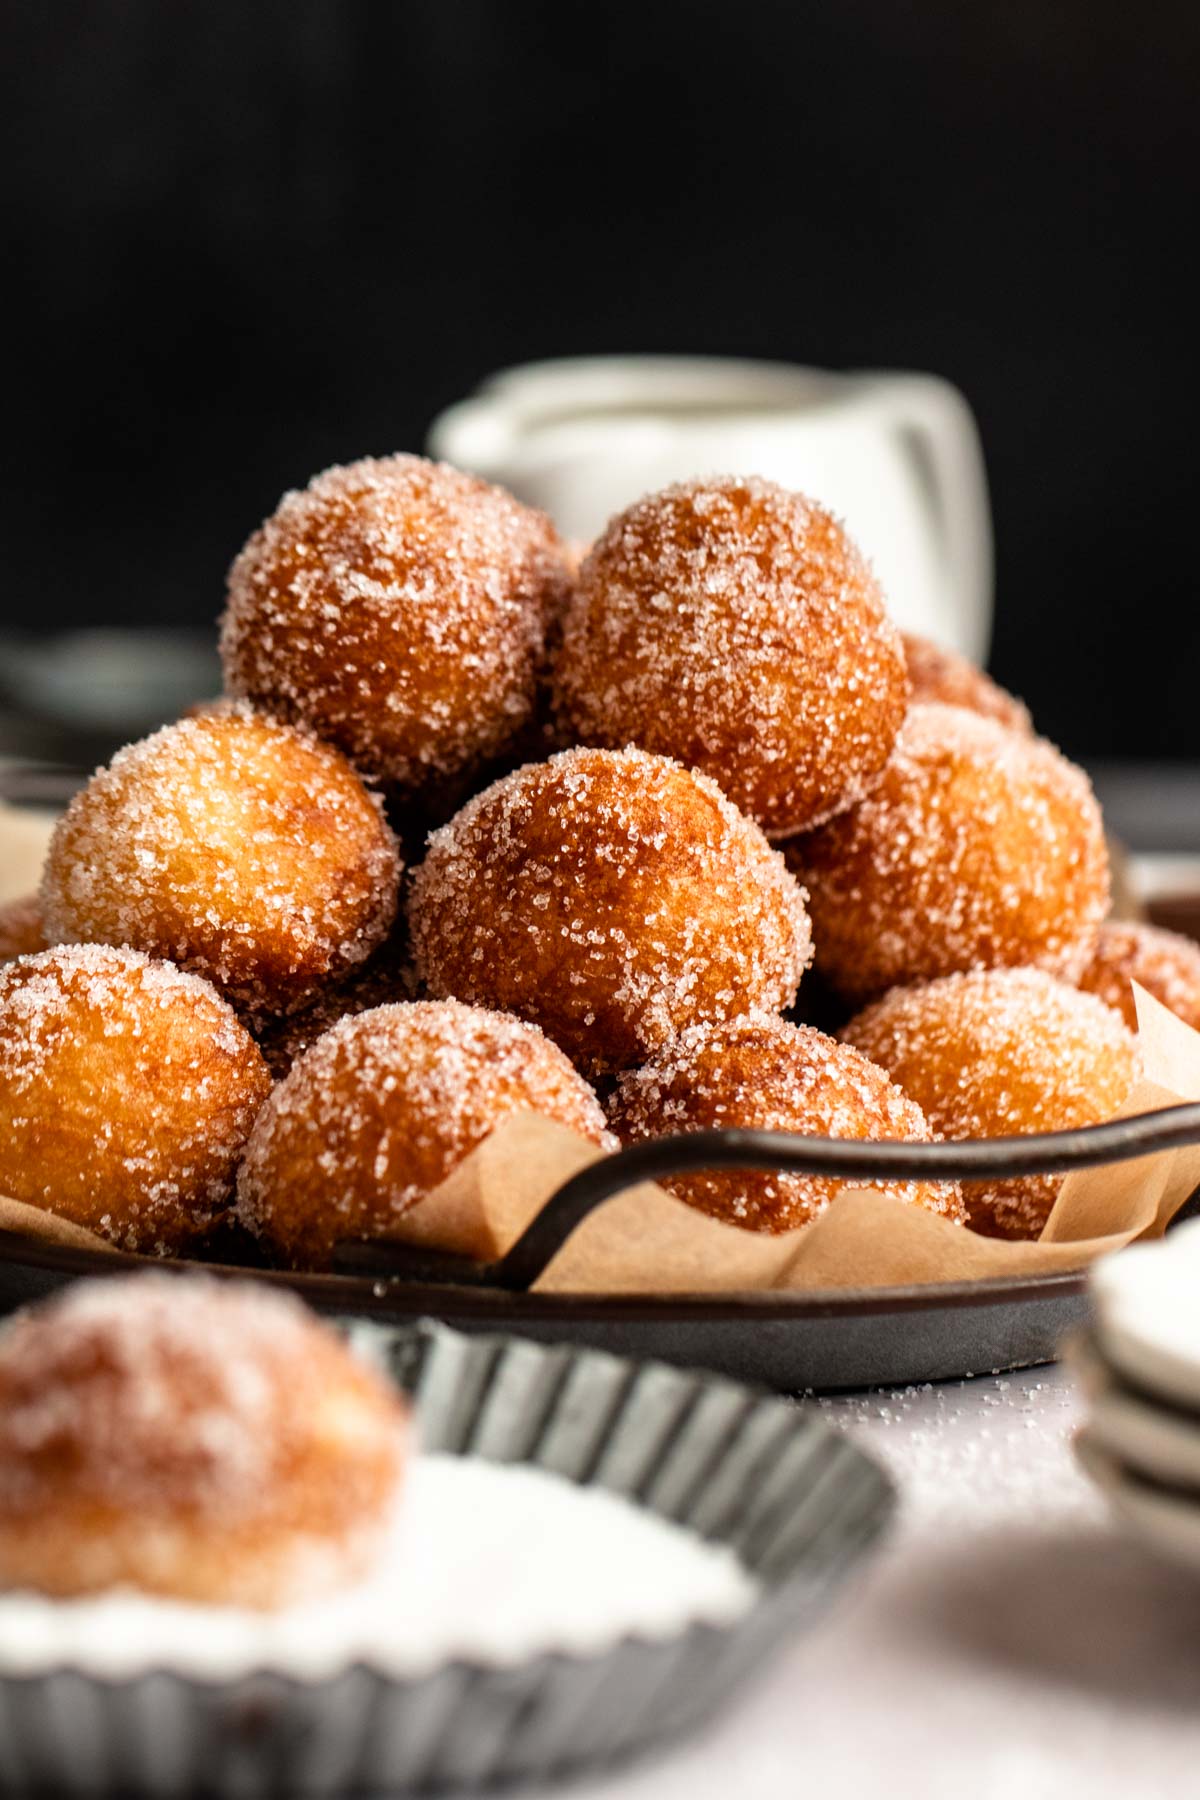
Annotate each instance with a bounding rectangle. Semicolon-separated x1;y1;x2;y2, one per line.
2;453;1193;1269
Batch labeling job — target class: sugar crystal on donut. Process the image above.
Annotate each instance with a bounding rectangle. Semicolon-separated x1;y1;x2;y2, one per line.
238;998;615;1268
902;632;1032;733
610;1014;964;1232
407;746;813;1074
0;895;46;964
40;707;401;1019
790;702;1109;1003
551;476;909;837
220;454;572;791
253;929;423;1081
1078;919;1200;1034
842;966;1137;1238
0;944;272;1252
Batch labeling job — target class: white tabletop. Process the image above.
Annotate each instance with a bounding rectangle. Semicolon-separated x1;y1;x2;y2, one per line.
542;1368;1200;1800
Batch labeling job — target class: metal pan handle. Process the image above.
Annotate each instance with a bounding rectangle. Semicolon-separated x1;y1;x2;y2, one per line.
491;1102;1200;1290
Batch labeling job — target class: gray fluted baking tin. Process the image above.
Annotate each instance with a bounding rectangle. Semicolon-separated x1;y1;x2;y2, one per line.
0;1318;893;1797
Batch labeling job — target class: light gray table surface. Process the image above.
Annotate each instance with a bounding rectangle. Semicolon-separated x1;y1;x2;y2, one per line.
530;1366;1200;1800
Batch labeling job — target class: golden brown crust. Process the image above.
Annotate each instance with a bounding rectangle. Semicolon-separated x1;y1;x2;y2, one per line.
609;1015;963;1232
901;632;1032;733
551;476;909;837
407;746;813;1075
841;966;1137;1239
40;708;400;1019
252;928;423;1081
0;894;46;963
789;703;1109;1004
0;1275;406;1607
1077;919;1200;1033
0;946;272;1253
220;454;572;791
237;999;615;1269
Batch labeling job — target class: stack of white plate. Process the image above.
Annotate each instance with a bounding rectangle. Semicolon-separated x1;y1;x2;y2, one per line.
1073;1217;1200;1569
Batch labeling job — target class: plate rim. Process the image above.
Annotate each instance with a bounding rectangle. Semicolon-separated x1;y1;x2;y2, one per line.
0;1226;1088;1320
0;761;1121;1331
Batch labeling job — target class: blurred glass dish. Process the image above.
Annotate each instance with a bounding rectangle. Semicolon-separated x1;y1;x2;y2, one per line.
0;629;220;744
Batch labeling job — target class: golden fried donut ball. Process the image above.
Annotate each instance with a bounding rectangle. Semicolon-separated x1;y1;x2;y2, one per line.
0;945;271;1252
609;1015;964;1232
551;477;908;838
407;747;813;1075
789;703;1109;1004
1078;919;1200;1034
902;632;1032;733
841;966;1137;1238
220;454;572;790
254;932;423;1081
238;999;615;1268
0;895;46;963
0;1274;407;1607
41;708;400;1019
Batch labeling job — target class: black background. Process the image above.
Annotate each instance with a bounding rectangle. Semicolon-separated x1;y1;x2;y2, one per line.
4;0;1198;760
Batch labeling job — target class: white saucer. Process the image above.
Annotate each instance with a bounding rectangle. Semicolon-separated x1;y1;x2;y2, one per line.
1075;1431;1200;1573
1070;1334;1200;1492
1090;1217;1200;1410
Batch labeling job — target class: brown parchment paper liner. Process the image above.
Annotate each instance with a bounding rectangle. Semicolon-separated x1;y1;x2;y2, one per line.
384;983;1200;1294
3;984;1200;1291
0;1196;118;1254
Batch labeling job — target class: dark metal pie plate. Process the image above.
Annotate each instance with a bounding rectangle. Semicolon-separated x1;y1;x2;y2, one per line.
0;1228;1086;1392
10;1091;1200;1393
4;762;1199;1393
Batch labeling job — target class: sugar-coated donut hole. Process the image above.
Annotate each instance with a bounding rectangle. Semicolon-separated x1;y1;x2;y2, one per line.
789;702;1110;1004
40;707;401;1019
406;746;813;1076
609;1014;964;1233
1078;919;1200;1034
10;439;1168;1285
253;930;423;1081
219;454;572;791
237;999;615;1269
841;966;1138;1239
0;945;272;1252
901;632;1032;734
551;476;909;837
0;895;46;964
0;1274;407;1608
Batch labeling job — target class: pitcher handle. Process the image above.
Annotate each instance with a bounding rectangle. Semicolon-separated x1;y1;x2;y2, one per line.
856;372;994;662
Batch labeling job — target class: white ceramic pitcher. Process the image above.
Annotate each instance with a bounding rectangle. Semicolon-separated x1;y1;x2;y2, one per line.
428;355;993;659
